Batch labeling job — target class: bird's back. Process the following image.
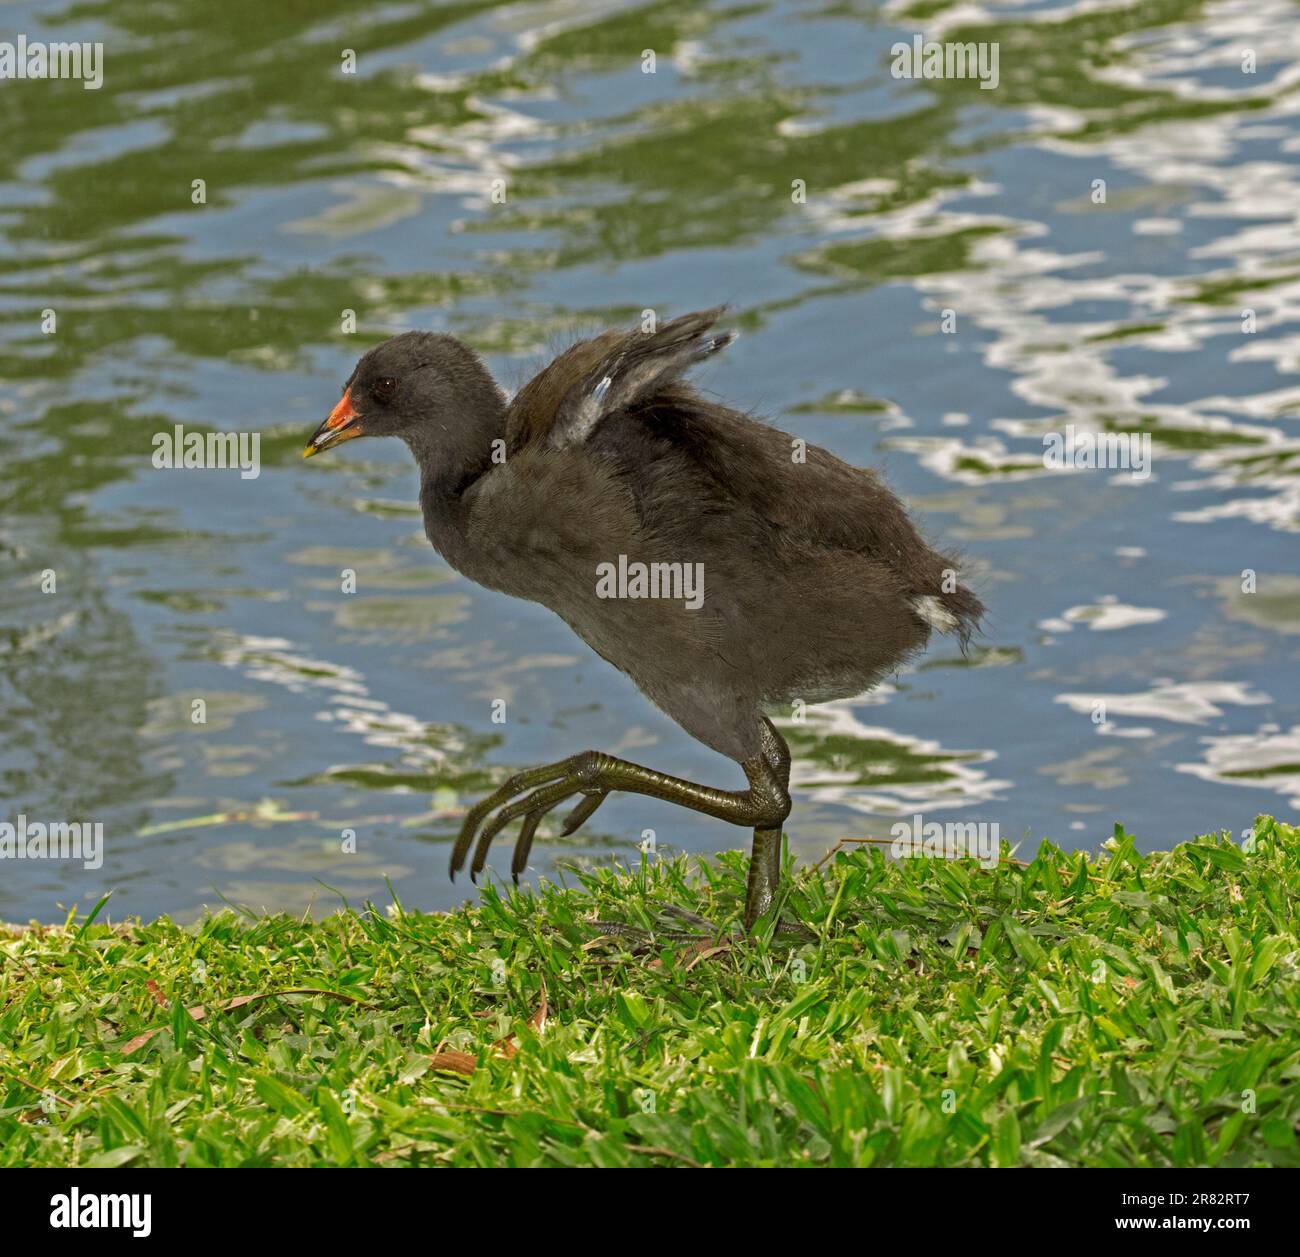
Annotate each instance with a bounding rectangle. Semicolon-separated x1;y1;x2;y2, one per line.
589;387;980;684
457;312;981;758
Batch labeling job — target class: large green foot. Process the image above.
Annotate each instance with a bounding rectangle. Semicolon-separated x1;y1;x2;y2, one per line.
449;719;811;938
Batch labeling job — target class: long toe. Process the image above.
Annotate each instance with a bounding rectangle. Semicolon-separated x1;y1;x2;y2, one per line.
471;779;579;880
560;789;608;836
773;917;817;942
450;756;581;878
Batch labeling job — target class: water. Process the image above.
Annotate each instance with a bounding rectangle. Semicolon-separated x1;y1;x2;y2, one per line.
1;0;1297;923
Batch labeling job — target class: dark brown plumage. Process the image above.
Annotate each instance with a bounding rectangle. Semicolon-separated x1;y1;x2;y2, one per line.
305;308;982;932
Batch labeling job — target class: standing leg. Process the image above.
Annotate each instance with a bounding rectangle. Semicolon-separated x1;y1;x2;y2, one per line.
744;827;783;930
744;719;792;930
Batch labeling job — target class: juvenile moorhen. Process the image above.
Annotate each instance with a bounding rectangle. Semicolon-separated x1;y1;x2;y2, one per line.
305;308;982;933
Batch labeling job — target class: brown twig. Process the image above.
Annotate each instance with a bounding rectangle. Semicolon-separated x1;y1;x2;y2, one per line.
120;987;374;1055
623;1142;705;1167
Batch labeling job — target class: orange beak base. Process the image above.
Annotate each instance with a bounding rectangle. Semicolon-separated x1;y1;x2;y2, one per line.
304;388;363;458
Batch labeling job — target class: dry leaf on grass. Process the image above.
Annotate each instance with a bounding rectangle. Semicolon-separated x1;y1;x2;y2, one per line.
647;939;731;971
430;982;548;1075
684;943;730;971
426;1049;478;1077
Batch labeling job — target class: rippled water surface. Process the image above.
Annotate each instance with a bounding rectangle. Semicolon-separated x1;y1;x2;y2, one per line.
2;0;1298;922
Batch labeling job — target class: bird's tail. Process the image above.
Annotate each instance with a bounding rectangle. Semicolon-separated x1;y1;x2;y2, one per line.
910;573;984;652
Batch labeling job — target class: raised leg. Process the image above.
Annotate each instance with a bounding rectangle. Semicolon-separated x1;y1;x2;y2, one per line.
451;748;790;877
451;719;802;936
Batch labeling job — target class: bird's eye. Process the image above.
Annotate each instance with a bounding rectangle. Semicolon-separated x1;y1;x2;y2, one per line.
373;376;398;403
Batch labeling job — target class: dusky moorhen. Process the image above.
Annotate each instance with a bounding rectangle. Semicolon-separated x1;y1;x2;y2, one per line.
305;308;982;932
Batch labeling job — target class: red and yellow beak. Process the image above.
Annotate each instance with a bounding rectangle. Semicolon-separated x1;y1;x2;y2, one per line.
304;388;363;458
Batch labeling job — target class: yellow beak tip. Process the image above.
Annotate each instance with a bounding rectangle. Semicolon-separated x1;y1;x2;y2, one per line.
302;445;317;459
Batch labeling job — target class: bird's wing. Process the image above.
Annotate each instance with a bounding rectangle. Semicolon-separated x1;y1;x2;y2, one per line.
506;307;735;451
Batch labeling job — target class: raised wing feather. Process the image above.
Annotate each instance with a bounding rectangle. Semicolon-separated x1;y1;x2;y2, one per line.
506;308;734;452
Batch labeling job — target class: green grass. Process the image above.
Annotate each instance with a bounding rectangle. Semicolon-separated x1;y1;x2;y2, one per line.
2;817;1298;1167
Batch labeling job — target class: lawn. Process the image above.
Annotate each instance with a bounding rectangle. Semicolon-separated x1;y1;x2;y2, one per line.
2;816;1297;1167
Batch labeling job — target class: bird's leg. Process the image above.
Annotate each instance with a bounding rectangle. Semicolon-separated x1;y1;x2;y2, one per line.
453;750;789;878
744;827;783;931
452;718;809;938
744;719;812;937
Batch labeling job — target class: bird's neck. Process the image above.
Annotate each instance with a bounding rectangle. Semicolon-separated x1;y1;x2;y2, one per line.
401;347;506;492
406;424;504;499
403;366;508;580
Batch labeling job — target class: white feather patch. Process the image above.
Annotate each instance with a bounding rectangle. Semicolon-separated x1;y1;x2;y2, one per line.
911;595;959;633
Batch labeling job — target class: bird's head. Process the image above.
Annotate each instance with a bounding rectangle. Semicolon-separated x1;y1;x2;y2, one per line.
304;331;504;466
